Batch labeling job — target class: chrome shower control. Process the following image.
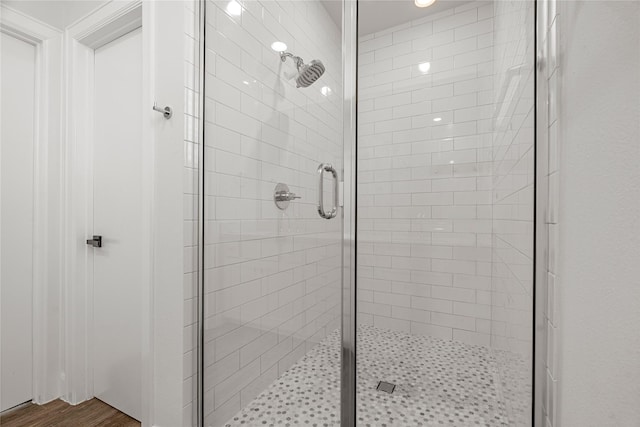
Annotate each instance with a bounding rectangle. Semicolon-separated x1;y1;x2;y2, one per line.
274;183;301;210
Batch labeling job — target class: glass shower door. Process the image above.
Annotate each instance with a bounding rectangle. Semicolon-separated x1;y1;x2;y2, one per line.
355;0;535;425
200;0;347;425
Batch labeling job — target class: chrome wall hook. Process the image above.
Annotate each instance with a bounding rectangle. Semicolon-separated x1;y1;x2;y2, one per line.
152;102;172;119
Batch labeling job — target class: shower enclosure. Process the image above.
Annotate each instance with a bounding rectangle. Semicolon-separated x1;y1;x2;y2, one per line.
197;0;535;425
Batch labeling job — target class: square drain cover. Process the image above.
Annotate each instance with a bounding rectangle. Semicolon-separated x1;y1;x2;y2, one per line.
376;381;396;394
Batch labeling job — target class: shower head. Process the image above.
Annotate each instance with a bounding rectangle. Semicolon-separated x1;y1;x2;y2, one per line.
280;51;326;88
296;60;325;88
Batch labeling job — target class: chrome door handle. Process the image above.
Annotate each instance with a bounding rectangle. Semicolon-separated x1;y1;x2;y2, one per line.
317;163;339;219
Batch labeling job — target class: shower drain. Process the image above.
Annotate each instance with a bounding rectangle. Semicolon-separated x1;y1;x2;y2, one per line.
376;381;396;394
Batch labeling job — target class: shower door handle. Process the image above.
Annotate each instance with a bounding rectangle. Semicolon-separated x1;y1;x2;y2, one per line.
317;163;339;219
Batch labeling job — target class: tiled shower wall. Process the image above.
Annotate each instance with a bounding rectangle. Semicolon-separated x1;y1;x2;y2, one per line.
490;0;535;359
201;0;343;425
357;1;497;346
490;0;535;423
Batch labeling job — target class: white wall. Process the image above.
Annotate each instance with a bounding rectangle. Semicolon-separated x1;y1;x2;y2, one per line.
201;0;343;425
356;1;496;347
0;4;66;407
149;1;189;425
550;1;640;426
1;31;36;412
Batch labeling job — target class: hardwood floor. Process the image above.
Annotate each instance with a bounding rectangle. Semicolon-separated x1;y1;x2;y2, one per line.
0;398;140;427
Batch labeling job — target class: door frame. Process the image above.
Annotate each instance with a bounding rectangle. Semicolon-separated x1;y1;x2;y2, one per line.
63;0;157;422
63;0;141;403
63;2;187;426
0;5;63;407
62;0;149;415
64;0;145;411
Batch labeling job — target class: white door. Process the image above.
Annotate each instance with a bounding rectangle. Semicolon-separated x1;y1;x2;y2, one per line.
0;32;36;413
92;28;143;420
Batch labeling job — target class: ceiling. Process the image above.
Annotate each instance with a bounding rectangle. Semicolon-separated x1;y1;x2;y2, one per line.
2;0;109;30
4;0;471;39
321;0;472;35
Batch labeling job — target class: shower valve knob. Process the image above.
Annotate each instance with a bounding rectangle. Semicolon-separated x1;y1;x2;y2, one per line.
275;191;301;202
274;183;300;210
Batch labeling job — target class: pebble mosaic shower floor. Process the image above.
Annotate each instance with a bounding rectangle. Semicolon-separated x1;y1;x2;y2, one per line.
225;324;524;426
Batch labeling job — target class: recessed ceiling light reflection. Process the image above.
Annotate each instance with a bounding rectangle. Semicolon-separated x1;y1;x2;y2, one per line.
433;117;442;122
418;62;431;74
321;86;332;97
415;0;437;7
271;41;288;52
226;0;242;16
449;160;455;164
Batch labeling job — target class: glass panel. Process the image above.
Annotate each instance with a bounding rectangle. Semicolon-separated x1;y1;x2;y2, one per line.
201;1;346;425
356;0;535;425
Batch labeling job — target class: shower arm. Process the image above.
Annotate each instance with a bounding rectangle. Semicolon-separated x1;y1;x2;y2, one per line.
280;51;305;70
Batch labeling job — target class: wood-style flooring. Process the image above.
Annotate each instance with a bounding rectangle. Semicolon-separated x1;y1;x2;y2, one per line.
0;398;140;427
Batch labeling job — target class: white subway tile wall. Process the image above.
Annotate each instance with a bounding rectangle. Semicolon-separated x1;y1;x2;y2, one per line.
491;2;535;358
357;1;497;347
202;0;343;425
491;0;535;423
184;1;200;425
491;0;534;358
